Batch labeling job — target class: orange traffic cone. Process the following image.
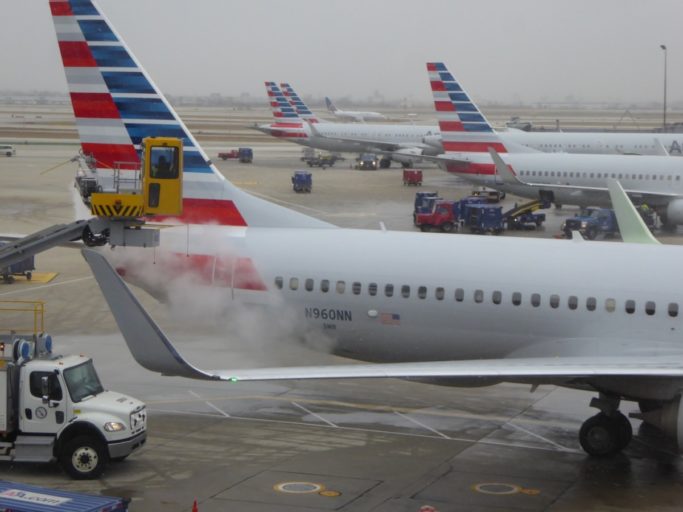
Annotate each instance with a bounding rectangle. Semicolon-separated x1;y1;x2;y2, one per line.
192;499;198;512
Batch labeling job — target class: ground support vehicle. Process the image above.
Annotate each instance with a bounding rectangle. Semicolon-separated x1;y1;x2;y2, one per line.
403;169;423;186
503;199;549;230
217;149;239;160
413;192;441;225
470;187;505;203
305;154;341;169
355;153;379;170
1;145;16;157
237;147;253;163
562;207;618;240
292;170;312;193
415;200;459;232
0;301;146;479
0;243;34;283
462;204;504;234
0;479;129;511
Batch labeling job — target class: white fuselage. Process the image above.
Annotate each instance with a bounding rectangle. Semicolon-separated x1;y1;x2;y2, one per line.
332;110;387;122
112;225;683;400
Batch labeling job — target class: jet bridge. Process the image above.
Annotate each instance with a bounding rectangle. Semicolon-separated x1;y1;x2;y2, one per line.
0;137;183;270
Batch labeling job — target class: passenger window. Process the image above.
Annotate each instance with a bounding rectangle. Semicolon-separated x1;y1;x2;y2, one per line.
531;293;540;307
492;291;502;304
368;283;377;296
401;285;410;298
418;286;427;299
549;294;560;308
586;297;596;311
435;287;445;300
30;372;62;401
321;279;330;293
305;278;314;292
474;289;484;303
274;276;283;290
385;284;394;297
336;280;345;294
289;277;299;291
352;282;362;295
645;301;656;316
605;298;616;312
668;303;678;318
455;288;464;302
625;300;635;314
568;296;578;310
512;292;521;306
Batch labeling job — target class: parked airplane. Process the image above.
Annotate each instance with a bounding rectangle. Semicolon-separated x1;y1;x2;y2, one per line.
426;62;683;228
258;83;440;167
51;0;683;457
280;83;324;123
325;96;387;122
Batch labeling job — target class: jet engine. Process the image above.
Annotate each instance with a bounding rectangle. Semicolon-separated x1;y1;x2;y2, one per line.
392;147;423;166
422;135;443;151
665;199;683;225
639;395;683;450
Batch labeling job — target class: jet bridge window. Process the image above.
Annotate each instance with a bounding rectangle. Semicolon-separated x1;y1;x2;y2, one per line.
668;303;678;317
368;283;377;296
289;278;299;291
455;288;464;302
549;294;560;308
320;279;330;293
586;297;596;311
511;292;522;306
336;281;346;294
305;279;314;292
531;293;541;307
385;284;394;297
625;300;635;314
568;296;578;310
435;287;445;300
352;282;362;295
401;285;411;298
274;276;283;290
474;289;484;303
492;291;502;304
605;298;616;312
645;301;656;316
418;286;427;299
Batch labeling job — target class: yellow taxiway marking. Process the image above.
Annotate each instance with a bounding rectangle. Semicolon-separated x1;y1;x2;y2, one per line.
1;272;58;284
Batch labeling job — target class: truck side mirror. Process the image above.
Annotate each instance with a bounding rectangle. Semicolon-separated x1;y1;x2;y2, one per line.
41;375;49;404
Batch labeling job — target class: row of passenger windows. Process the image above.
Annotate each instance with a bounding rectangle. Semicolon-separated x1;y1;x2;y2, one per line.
275;276;678;317
530;144;655;150
518;169;680;181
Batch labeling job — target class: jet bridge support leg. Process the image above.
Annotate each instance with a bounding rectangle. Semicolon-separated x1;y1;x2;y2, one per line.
579;393;633;456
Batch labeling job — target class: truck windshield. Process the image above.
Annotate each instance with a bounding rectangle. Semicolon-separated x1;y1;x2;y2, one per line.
63;360;104;403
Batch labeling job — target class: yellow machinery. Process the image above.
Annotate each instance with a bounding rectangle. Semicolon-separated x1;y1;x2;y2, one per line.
89;137;183;219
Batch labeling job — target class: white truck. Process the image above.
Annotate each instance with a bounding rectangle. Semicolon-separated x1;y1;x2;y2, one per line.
0;331;147;479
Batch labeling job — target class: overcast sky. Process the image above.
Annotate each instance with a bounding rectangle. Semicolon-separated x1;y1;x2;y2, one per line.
1;0;682;105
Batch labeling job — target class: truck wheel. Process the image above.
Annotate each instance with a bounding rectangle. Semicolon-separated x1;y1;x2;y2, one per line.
586;227;598;240
420;225;431;232
26;271;32;280
60;435;108;479
441;222;454;233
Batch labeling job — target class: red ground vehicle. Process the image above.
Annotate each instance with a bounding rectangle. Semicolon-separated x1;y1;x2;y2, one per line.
403;169;423;186
414;200;458;232
218;149;239;160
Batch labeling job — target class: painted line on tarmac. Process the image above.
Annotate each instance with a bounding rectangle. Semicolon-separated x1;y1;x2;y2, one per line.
506;422;573;452
291;401;338;428
150;407;581;455
394;411;451;440
188;390;231;418
0;275;92;297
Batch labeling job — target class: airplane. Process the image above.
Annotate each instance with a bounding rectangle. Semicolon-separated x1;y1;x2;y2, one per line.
425;62;683;228
280;83;325;123
325;96;387;122
50;0;683;457
258;83;441;167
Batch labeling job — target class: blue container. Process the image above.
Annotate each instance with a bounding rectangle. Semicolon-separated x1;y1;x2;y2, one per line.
0;480;128;512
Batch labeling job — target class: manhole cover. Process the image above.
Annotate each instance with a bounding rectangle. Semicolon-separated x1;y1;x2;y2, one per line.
274;482;324;494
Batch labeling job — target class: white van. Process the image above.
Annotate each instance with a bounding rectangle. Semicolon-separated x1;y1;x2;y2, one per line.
0;145;15;157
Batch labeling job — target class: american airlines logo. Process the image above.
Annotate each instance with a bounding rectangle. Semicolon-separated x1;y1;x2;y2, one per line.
0;489;72;506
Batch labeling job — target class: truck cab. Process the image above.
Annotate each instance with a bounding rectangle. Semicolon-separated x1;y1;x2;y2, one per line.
562;207;618;240
415;200;458;232
1;309;146;479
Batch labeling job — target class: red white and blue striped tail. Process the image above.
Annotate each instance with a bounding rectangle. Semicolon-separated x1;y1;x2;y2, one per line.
50;0;329;229
427;62;507;154
280;83;322;123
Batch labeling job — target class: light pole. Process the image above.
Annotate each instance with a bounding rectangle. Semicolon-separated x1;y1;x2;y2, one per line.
661;44;667;131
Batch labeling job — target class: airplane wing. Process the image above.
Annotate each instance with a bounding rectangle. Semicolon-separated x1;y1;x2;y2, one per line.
82;249;683;384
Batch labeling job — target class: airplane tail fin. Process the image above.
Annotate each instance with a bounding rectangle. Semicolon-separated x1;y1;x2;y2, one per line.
265;81;301;122
325;97;338;113
427;62;507;154
50;0;329;228
280;83;322;123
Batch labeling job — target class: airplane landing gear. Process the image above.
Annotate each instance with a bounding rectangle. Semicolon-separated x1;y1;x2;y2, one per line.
579;394;632;456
